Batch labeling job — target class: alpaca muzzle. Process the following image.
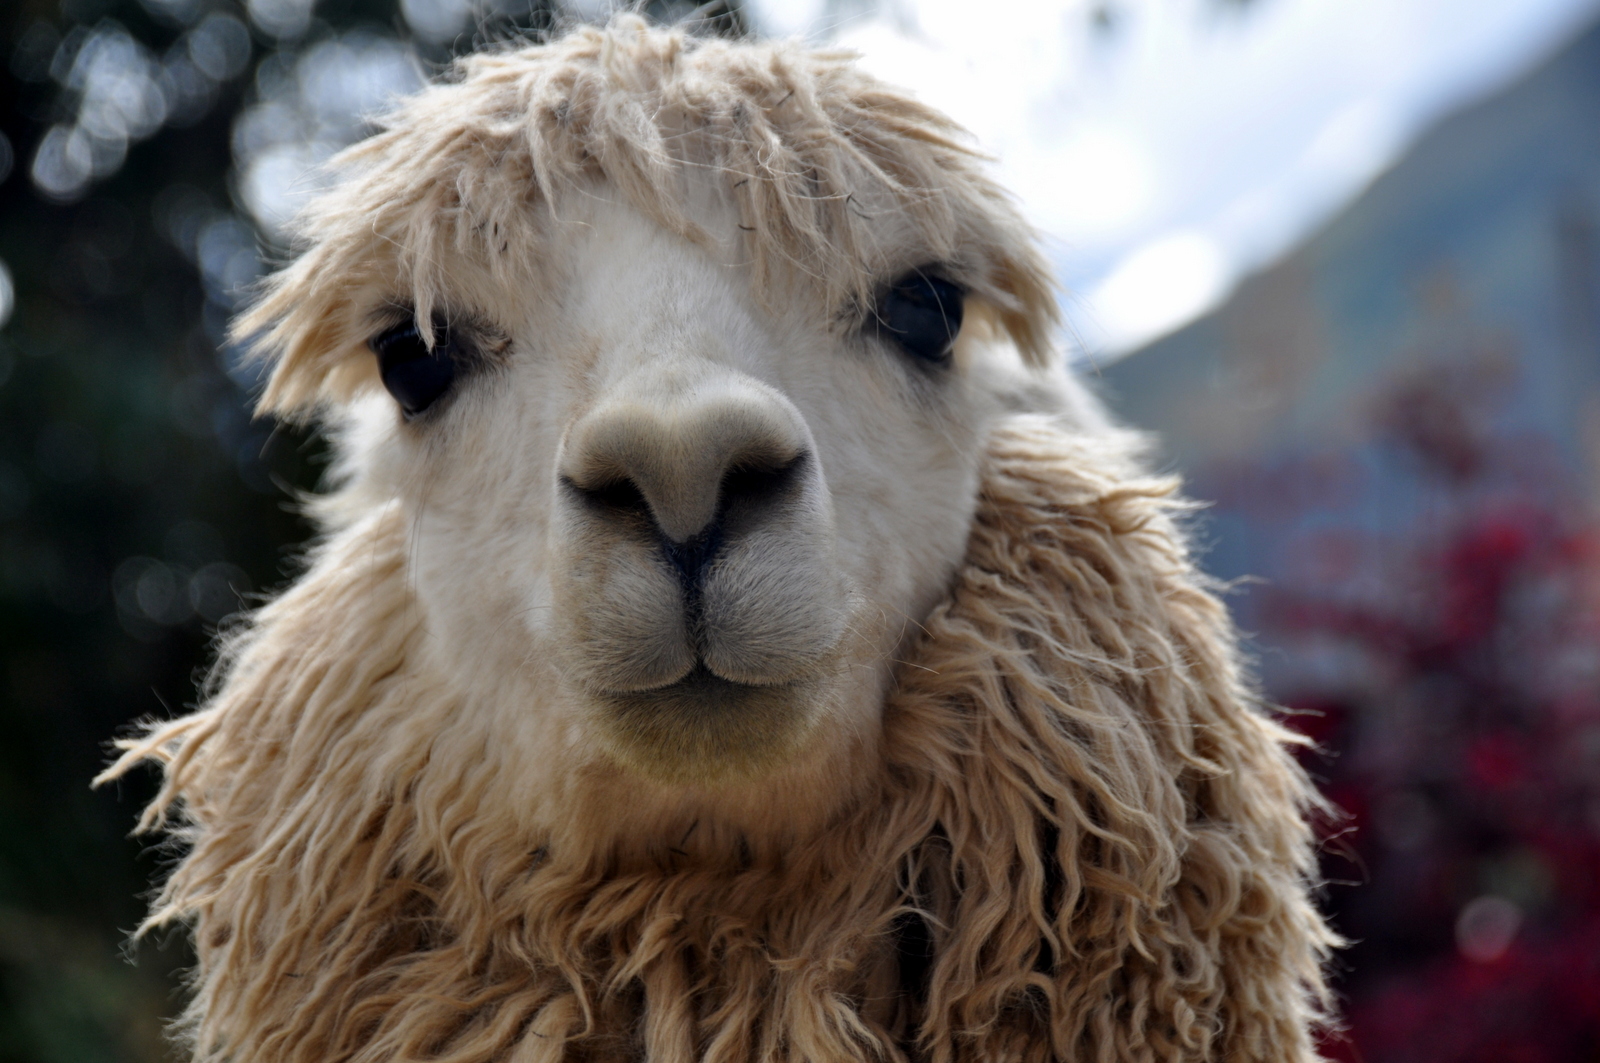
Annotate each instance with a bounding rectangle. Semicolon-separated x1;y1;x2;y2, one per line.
549;366;853;778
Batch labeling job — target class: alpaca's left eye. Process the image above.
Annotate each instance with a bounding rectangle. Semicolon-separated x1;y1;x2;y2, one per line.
371;319;457;416
874;273;965;365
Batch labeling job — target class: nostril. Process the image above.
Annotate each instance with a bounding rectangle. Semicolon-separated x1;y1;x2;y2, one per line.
562;474;652;520
718;452;806;515
590;477;649;513
562;448;809;600
661;525;725;598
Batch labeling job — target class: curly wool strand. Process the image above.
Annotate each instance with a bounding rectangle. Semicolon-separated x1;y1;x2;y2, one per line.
104;416;1335;1063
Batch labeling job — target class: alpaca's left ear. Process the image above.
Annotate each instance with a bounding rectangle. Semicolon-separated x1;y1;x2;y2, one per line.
940;179;1060;369
982;249;1060;369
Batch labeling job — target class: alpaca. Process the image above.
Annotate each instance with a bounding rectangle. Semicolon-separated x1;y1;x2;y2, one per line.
103;19;1336;1063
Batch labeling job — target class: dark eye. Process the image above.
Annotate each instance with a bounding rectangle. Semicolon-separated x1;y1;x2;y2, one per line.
873;273;965;364
371;318;457;416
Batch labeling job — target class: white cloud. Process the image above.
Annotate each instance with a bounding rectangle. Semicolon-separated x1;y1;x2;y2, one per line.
1022;125;1158;239
1081;231;1229;354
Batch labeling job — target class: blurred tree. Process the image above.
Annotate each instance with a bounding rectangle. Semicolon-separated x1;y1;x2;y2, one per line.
0;0;312;1055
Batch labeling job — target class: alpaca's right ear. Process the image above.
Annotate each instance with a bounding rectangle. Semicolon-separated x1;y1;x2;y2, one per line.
231;106;529;421
231;241;393;421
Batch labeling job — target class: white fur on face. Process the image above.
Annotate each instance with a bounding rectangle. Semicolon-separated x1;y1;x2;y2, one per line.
344;192;1059;849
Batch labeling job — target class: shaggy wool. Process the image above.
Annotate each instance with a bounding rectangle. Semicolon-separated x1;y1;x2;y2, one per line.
105;416;1334;1062
102;18;1336;1062
230;20;1058;420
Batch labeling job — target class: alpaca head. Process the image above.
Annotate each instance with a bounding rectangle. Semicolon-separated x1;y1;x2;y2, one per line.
241;21;1075;817
105;23;1337;1059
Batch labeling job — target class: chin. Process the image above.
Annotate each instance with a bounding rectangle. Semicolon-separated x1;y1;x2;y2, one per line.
590;666;829;786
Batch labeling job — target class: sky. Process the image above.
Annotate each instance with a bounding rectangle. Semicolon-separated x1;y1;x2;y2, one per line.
744;0;1600;358
23;0;1600;358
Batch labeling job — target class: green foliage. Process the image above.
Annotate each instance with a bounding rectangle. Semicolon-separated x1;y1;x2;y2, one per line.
2;3;318;1058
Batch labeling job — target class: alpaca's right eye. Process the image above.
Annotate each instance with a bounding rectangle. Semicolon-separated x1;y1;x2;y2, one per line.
371;320;457;416
873;272;965;366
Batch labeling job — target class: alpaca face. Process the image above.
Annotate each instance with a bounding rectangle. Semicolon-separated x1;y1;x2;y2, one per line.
106;33;1333;1058
341;189;1045;810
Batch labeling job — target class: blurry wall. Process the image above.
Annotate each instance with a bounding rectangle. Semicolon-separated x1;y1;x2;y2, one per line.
1102;17;1600;1061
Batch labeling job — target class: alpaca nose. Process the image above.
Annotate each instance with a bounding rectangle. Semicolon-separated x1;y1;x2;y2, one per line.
559;379;811;586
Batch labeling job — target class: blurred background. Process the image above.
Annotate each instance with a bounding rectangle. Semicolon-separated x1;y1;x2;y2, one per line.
1;0;1598;1058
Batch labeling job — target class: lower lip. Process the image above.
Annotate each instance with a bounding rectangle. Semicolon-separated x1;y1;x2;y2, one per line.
604;663;792;711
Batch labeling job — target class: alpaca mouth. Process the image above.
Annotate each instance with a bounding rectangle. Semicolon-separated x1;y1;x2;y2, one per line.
605;661;795;710
593;663;816;780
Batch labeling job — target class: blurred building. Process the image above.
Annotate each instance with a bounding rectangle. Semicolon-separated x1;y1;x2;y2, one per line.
1101;15;1600;1062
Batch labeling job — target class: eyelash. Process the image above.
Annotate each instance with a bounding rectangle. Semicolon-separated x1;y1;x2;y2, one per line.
363;276;961;420
370;315;460;417
870;270;966;366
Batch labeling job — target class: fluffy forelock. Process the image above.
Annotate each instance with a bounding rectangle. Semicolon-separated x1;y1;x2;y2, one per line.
236;17;1060;418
